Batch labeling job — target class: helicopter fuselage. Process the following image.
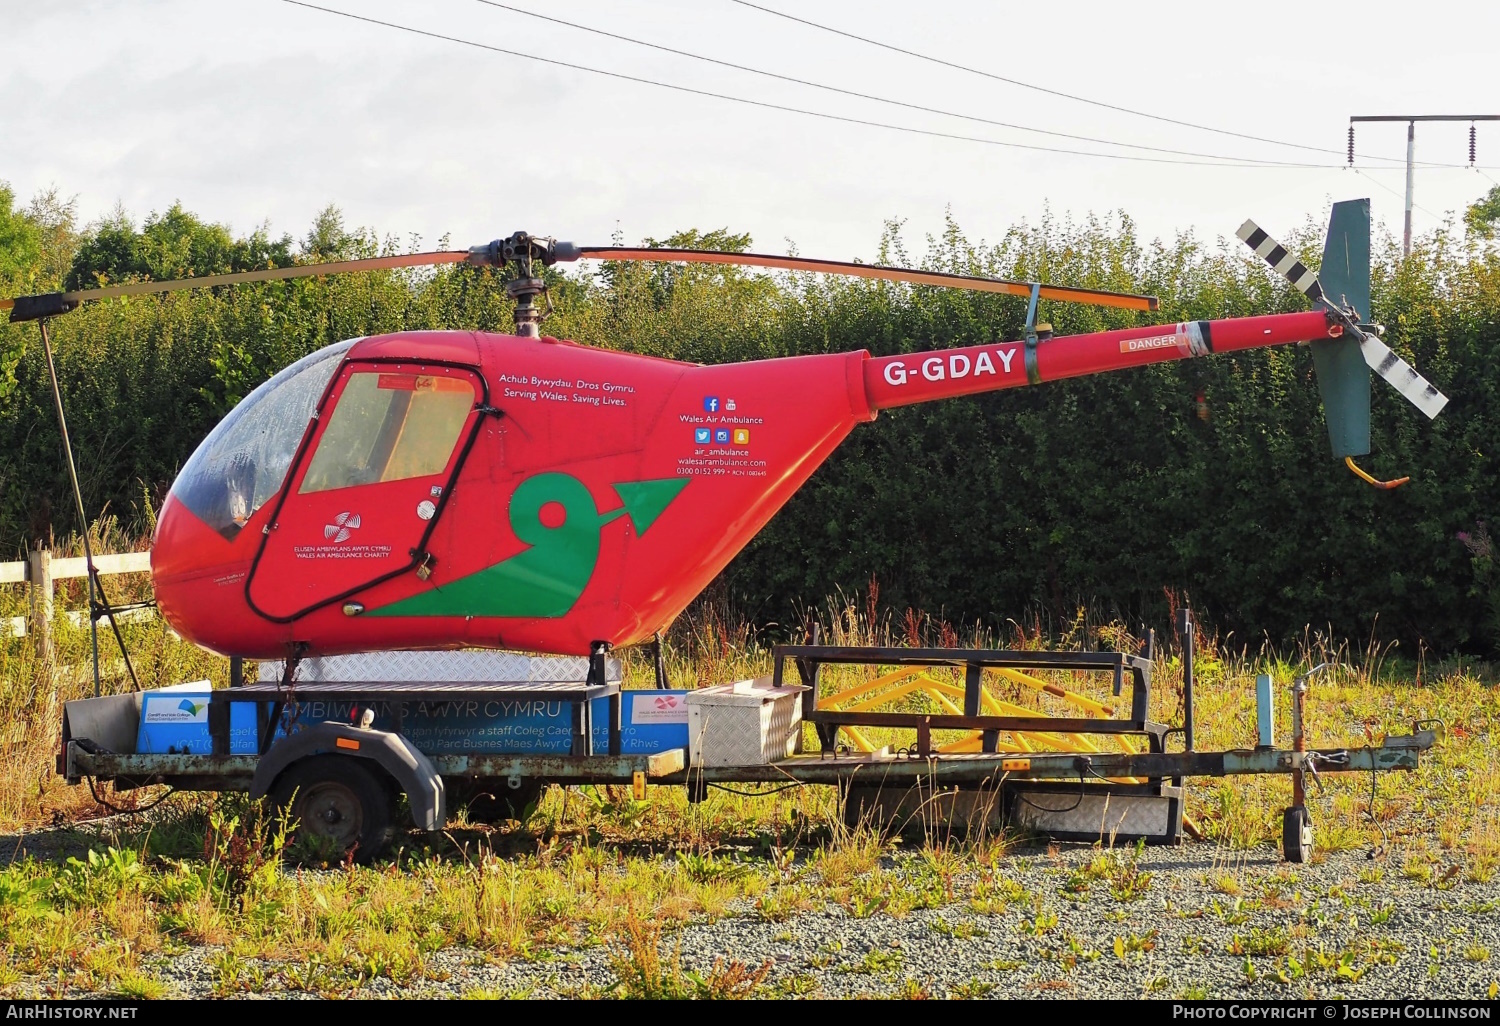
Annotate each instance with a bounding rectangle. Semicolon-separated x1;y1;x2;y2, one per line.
152;330;874;657
152;311;1334;659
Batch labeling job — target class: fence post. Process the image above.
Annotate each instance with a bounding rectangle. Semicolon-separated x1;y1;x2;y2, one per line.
29;543;54;663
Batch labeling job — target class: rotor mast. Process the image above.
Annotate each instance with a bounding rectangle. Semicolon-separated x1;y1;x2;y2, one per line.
465;232;583;338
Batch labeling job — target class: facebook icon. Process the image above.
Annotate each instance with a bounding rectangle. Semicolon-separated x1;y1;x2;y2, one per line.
714;429;730;444
703;396;720;413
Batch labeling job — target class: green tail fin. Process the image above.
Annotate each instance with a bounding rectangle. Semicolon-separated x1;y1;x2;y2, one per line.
1310;198;1372;458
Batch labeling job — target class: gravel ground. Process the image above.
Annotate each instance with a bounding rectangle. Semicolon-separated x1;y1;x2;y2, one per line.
44;841;1500;1000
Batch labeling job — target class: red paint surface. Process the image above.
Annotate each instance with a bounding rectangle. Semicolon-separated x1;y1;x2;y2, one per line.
863;311;1333;408
154;333;872;657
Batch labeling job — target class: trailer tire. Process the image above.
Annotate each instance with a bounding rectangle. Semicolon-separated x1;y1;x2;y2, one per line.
1282;805;1314;864
450;779;546;825
272;756;395;863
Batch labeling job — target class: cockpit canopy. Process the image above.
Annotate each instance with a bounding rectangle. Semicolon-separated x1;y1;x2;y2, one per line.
170;338;483;542
170;340;354;539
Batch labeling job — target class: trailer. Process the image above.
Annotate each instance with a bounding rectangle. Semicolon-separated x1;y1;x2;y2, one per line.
56;611;1437;864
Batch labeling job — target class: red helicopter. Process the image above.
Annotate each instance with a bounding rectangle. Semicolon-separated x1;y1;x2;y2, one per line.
4;199;1446;662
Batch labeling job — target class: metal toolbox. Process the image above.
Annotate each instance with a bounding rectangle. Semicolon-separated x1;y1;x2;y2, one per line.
687;677;807;766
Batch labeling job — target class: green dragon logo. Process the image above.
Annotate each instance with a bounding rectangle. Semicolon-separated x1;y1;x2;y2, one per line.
370;472;687;619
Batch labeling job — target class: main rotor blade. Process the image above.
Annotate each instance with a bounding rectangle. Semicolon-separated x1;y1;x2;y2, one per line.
1358;335;1449;419
5;237;1160;319
571;246;1160;312
2;251;472;316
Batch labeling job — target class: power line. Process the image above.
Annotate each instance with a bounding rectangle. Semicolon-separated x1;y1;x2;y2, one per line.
280;1;1332;168
1351;114;1500;254
1350;168;1444;221
727;0;1438;168
471;0;1317;167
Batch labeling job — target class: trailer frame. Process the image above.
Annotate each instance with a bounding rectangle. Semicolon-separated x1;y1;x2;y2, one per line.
57;625;1438;862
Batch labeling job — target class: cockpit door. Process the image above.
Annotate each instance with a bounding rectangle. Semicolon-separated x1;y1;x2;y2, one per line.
246;360;485;621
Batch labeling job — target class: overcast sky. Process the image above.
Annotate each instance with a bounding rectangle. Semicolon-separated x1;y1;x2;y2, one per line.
4;0;1498;263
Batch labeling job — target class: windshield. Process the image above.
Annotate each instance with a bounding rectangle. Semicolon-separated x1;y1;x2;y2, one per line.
301;371;475;493
171;339;355;539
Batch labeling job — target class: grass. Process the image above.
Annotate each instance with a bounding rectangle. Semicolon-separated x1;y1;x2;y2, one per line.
1;520;222;829
1228;927;1291;958
2;545;1499;996
8;564;1496;855
0;809;784;997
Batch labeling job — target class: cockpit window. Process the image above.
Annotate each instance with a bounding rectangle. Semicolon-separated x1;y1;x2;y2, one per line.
171;339;355;539
299;371;475;493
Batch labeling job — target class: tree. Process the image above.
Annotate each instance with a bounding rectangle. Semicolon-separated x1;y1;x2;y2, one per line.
25;187;80;288
1465;184;1500;238
64;201;293;290
0;182;43;398
0;182;42;289
600;227;758;306
302;204;356;260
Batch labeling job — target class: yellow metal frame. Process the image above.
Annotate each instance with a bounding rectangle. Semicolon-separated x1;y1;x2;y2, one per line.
815;664;1143;774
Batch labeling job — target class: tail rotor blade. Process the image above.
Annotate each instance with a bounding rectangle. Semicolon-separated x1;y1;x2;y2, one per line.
1236;220;1324;304
1238;206;1450;424
1358;335;1449;420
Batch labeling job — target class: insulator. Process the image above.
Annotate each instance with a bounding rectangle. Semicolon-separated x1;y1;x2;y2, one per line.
1347;125;1355;166
1470;124;1477;166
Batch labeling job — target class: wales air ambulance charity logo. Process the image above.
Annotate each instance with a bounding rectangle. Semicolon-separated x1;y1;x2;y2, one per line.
294;511;392;561
325;511;360;542
632;692;687;724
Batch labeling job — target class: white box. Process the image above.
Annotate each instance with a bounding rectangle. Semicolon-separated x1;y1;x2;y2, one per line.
687;677;807;766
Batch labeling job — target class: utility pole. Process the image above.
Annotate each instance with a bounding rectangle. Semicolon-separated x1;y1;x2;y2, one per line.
1349;115;1500;258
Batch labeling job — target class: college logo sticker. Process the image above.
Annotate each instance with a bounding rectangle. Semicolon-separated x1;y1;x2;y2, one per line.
143;696;210;723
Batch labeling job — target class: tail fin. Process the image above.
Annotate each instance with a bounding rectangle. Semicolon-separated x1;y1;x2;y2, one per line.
1309;199;1372;458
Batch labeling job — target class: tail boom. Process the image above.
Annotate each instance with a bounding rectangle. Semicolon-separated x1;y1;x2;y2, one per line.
863;310;1335;409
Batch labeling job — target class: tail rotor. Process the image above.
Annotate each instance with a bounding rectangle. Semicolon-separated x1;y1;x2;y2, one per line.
1236;199;1448;473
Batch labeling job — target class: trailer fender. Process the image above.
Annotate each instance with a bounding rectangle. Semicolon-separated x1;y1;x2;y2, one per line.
250;723;446;830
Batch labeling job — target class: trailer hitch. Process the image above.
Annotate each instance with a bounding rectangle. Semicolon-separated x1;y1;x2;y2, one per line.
1382;721;1442;751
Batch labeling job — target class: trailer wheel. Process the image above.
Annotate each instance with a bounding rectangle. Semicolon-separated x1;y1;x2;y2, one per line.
1282;805;1314;864
272;756;395;862
450;779;546;825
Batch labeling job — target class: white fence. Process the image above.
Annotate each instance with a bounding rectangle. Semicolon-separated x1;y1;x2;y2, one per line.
1;548;154;659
